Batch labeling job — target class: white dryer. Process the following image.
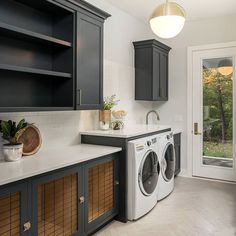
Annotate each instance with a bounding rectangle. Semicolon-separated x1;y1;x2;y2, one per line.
127;135;160;220
157;131;175;201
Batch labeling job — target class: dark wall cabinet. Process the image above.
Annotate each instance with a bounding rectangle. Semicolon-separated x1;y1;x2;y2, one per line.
0;153;120;236
0;0;110;112
174;133;181;176
133;40;171;101
76;10;104;110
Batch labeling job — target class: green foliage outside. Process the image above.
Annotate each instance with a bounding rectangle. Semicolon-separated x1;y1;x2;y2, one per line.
203;142;232;158
203;67;233;159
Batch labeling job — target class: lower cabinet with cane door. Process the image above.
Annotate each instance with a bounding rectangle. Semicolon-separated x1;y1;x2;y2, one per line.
84;155;119;235
0;182;29;236
31;166;83;236
0;153;120;236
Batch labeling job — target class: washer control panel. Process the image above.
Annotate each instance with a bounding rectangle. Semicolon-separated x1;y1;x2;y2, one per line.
166;132;173;140
136;144;145;151
135;137;158;151
147;140;152;146
152;137;157;144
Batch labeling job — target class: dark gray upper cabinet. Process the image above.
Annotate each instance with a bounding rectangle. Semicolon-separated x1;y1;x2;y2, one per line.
76;11;104;110
133;39;171;101
0;0;110;112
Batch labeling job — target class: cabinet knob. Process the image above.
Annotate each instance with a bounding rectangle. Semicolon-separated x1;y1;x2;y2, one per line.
79;196;85;204
23;221;31;232
114;180;119;186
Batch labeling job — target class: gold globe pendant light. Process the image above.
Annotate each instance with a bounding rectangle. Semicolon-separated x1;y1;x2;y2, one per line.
150;0;186;38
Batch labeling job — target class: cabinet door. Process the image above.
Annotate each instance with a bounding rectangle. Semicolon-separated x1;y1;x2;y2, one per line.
84;155;119;235
0;182;29;236
153;49;168;101
159;52;168;101
76;11;103;110
32;167;83;236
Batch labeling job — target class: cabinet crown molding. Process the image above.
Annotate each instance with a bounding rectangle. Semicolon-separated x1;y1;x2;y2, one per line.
68;0;111;19
133;39;171;52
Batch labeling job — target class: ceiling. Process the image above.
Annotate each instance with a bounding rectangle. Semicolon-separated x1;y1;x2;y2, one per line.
103;0;236;22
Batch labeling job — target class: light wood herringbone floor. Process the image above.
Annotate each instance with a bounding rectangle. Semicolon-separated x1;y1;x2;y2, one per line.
96;177;236;236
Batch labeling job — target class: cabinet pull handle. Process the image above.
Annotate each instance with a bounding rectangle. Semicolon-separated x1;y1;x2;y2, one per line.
114;180;119;186
23;222;31;232
79;196;85;204
160;87;163;97
78;89;82;105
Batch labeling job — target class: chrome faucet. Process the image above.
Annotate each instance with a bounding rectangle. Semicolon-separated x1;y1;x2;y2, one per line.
146;110;160;125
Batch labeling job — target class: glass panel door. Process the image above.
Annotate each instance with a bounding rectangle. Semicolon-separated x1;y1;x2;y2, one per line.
192;44;236;181
202;57;233;168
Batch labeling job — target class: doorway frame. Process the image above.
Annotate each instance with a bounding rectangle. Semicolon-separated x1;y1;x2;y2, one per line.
187;41;236;179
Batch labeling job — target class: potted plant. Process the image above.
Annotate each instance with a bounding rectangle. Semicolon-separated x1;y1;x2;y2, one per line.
100;95;119;130
0;119;28;162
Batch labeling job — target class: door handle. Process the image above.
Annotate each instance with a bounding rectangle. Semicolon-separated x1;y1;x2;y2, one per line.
194;123;202;135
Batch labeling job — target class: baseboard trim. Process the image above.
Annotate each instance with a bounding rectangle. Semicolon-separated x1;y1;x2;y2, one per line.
177;169;236;184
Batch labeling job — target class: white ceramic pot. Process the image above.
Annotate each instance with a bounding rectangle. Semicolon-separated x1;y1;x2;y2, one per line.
2;144;23;162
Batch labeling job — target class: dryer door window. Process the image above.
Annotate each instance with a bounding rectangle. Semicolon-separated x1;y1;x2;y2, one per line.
162;143;175;182
139;151;159;196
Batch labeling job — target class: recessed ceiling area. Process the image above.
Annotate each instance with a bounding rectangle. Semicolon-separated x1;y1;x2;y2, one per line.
103;0;236;22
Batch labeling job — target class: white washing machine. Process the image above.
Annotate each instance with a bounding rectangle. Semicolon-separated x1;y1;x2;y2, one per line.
127;135;160;220
157;131;175;201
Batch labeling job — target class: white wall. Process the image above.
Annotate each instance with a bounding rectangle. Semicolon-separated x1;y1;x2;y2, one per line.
153;14;236;175
0;0;155;158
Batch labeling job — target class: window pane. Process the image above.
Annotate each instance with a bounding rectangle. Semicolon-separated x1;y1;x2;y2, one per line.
202;57;233;168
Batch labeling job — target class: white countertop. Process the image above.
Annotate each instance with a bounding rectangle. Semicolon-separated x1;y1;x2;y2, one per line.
0;144;121;186
80;125;171;138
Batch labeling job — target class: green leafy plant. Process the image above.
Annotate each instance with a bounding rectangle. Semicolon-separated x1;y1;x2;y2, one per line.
0;119;28;145
102;95;120;110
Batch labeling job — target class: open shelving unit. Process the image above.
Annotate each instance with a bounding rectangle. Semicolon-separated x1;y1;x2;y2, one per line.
0;0;75;112
0;22;72;48
0;63;72;78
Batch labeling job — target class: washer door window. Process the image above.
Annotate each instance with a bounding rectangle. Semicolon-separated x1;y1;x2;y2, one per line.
162;143;175;182
139;151;159;196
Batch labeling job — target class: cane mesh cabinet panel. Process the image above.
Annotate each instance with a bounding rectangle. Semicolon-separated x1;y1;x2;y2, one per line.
0;192;20;236
88;160;114;223
37;174;78;236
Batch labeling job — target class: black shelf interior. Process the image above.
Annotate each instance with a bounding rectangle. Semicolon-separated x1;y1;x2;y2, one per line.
0;64;72;78
14;0;72;15
0;0;75;111
0;22;72;48
0;71;74;108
